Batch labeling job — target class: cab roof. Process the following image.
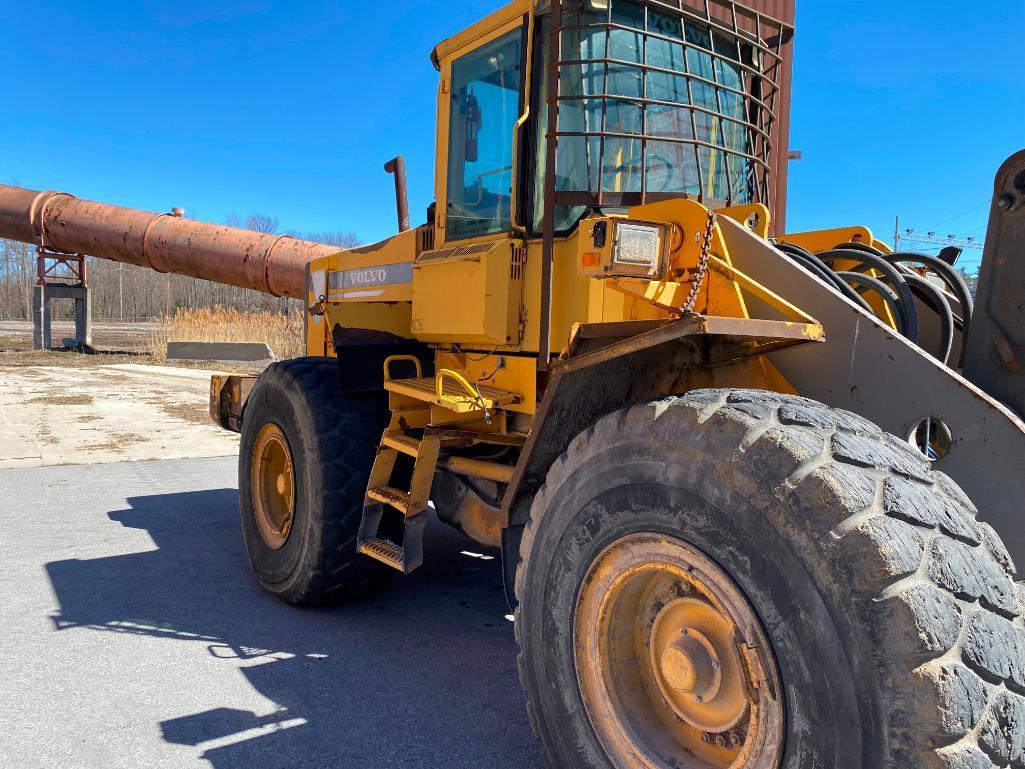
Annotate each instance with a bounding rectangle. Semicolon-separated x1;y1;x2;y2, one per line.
430;0;531;70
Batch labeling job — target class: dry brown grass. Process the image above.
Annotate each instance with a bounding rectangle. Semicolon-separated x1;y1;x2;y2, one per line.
26;394;94;406
147;306;305;363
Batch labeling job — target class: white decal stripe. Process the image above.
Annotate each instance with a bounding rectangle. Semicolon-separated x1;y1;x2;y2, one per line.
333;289;385;299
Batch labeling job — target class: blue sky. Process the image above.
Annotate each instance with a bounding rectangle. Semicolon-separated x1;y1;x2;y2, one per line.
3;1;1022;273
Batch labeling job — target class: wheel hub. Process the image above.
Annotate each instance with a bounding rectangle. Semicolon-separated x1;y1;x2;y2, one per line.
659;630;719;697
649;598;748;733
574;533;784;768
251;423;295;550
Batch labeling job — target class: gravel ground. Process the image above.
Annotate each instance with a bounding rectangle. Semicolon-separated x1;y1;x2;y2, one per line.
0;456;542;769
0;363;240;468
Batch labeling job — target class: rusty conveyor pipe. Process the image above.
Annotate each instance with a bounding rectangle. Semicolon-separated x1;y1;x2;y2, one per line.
0;184;344;297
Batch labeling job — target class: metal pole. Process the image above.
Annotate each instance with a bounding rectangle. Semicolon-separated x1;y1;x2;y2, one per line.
538;0;562;373
385;156;411;233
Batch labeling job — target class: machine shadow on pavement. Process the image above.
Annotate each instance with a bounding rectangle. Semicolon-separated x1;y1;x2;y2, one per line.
44;488;541;769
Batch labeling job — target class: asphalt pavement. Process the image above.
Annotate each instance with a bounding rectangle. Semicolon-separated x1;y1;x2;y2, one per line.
0;456;542;769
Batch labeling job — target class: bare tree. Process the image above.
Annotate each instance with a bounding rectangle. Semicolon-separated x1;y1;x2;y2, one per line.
245;214;279;234
304;231;360;248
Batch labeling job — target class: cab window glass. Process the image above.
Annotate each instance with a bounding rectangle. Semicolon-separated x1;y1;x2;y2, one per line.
532;1;759;233
446;28;523;241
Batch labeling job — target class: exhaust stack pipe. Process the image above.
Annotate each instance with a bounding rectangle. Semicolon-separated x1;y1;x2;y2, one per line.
384;156;411;233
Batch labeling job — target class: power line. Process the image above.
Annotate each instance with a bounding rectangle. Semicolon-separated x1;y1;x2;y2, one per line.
893;214;984;251
924;200;990;232
898;229;984;251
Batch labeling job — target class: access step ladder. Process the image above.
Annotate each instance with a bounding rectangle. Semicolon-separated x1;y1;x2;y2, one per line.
357;429;443;574
357;357;521;574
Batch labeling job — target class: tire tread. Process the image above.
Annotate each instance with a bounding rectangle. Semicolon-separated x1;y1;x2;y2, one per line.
515;388;1024;768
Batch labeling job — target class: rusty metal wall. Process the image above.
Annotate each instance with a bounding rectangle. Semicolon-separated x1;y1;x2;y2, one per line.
747;0;796;235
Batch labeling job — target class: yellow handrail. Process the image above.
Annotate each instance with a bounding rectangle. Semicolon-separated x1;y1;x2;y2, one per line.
382;355;422;383
435;369;480;403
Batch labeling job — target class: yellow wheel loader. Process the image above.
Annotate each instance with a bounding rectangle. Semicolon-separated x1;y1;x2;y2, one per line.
3;1;1025;767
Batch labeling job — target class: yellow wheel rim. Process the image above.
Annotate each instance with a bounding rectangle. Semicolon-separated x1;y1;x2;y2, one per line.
251;423;295;550
574;533;784;768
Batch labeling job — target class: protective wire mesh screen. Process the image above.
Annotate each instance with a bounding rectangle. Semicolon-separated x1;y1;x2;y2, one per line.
544;0;790;215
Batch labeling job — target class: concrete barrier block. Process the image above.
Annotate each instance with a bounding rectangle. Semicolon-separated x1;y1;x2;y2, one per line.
165;341;275;363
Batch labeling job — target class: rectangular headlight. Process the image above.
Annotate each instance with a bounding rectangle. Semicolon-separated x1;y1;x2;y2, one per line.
613;223;662;274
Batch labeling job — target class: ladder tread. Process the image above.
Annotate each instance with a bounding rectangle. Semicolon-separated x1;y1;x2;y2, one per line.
367;485;411;513
358;539;405;570
381;431;421;456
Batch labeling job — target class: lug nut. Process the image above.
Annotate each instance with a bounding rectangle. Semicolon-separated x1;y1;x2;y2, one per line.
729;731;743;748
715;734;729;748
670;581;692;596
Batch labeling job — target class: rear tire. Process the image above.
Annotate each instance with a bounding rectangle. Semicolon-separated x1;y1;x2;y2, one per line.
239;357;391;605
515;389;1025;768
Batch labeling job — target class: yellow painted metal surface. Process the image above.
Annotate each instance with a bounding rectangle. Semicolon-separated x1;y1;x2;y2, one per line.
292;3;836;440
411;240;524;345
431;1;529;65
776;226;875;253
435;350;536;414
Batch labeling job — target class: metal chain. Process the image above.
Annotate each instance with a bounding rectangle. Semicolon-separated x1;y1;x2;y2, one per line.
682;210;717;315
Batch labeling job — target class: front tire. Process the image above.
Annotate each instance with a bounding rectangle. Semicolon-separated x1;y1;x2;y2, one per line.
515;389;1024;768
239;357;391;605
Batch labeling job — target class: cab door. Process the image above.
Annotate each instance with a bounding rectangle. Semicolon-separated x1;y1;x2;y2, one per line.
437;24;525;245
413;20;528;347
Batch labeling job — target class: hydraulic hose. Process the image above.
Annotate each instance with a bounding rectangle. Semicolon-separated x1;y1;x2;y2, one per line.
836;271;907;336
775;241;874;313
903;272;955;365
885;252;974;365
777;239;965;366
835;242;969;364
818;248;920;344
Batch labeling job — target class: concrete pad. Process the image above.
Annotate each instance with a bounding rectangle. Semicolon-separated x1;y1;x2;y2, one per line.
0;457;541;768
0;363;239;469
